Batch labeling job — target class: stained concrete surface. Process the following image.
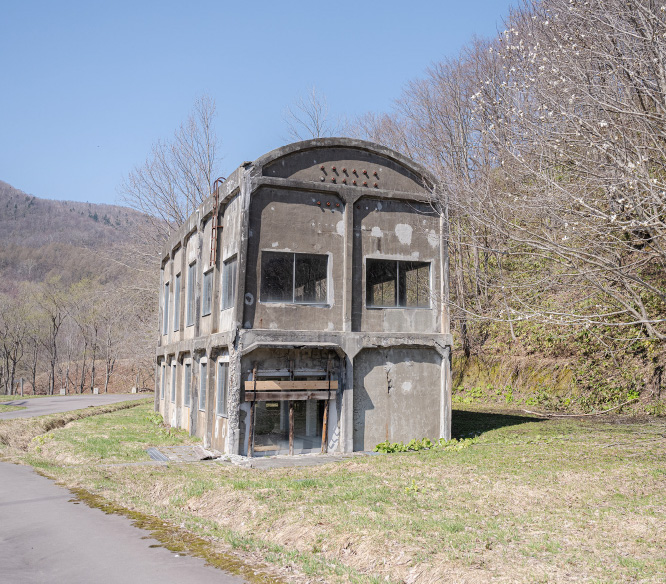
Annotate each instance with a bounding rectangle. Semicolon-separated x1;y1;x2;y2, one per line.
0;393;148;420
0;462;245;584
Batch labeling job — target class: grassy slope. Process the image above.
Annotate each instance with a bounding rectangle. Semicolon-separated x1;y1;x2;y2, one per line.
2;403;664;584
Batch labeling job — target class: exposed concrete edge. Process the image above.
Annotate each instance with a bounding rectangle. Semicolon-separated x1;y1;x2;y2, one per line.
160;138;438;262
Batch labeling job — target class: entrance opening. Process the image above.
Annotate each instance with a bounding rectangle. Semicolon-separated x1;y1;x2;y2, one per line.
252;376;326;456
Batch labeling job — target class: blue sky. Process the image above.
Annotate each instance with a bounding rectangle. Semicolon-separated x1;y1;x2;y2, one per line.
0;1;515;205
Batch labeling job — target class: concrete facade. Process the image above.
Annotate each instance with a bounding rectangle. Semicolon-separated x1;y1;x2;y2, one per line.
155;138;452;455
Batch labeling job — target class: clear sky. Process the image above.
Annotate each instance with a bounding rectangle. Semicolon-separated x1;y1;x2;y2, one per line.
0;0;515;205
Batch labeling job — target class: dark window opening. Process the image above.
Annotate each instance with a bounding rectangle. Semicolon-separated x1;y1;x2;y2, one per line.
186;262;196;327
366;259;430;308
261;252;328;304
173;274;181;331
221;256;237;310
202;270;213;316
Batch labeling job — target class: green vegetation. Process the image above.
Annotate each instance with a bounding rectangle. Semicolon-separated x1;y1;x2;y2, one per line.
0;404;25;413
3;402;664;583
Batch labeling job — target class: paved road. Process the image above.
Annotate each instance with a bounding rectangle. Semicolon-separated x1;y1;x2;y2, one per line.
0;393;149;420
0;462;245;584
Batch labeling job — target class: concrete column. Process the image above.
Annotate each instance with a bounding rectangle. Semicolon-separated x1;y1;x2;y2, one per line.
340;354;355;453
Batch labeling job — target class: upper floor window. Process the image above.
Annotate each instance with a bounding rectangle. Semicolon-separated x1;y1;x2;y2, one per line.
261;251;328;304
173;273;181;331
162;282;170;335
366;259;430;308
221;256;237;310
186;262;196;327
202;270;213;316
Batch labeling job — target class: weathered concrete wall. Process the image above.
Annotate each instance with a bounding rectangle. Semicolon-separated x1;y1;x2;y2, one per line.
262;146;426;194
352;347;442;451
243;187;345;331
219;192;242;333
156;139;451;455
353;198;441;334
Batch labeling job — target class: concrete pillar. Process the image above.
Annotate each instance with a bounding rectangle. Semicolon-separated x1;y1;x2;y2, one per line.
340;354;355;453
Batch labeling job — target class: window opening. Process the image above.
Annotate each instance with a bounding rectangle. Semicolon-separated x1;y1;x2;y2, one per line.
162;282;170;335
366;259;430;308
202;270;213;316
173;273;181;331
186;262;196;327
261;252;327;304
221;256;237;310
216;361;228;417
160;363;165;399
170;363;176;403
184;362;191;407
199;361;207;411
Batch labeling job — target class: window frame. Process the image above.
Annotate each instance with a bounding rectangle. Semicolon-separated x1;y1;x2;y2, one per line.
170;362;176;403
162;281;170;335
221;256;237;311
365;258;431;309
216;358;229;418
260;251;329;305
173;273;181;331
183;360;192;407
198;359;207;412
202;269;213;317
186;261;196;327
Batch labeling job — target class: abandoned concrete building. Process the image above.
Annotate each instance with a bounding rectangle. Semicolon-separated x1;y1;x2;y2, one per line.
155;138;452;456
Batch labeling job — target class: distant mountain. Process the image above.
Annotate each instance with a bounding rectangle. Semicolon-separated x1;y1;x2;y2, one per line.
0;180;151;289
0;180;150;248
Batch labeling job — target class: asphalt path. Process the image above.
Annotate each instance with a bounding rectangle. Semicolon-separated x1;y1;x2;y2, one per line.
0;462;245;584
0;393;149;420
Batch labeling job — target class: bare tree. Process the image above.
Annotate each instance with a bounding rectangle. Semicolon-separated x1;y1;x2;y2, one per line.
119;95;222;244
283;86;347;141
472;0;666;338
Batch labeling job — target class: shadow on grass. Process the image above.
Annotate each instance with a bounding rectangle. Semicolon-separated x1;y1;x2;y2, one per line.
452;408;545;440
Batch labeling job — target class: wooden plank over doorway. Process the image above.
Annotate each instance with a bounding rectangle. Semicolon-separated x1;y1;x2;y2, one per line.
243;380;338;391
245;390;337;401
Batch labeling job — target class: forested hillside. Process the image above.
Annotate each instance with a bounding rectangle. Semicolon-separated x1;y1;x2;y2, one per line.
0;180;156;396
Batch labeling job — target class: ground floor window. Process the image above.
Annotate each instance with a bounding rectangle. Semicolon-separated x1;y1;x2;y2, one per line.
216;361;228;417
199;360;207;411
183;362;191;407
366;259;430;308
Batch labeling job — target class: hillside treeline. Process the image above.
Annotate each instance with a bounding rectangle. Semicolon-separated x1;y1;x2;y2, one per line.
0;277;154;396
360;0;665;409
0;183;156;396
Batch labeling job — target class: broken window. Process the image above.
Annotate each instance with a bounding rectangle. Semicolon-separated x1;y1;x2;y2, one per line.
199;360;207;411
173;273;181;331
184;362;191;407
366;259;430;308
216;361;228;417
186;262;196;327
202;270;213;316
221;256;237;310
260;252;328;304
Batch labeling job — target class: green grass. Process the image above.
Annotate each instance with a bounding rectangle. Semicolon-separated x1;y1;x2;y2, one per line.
6;402;666;583
0;404;26;413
